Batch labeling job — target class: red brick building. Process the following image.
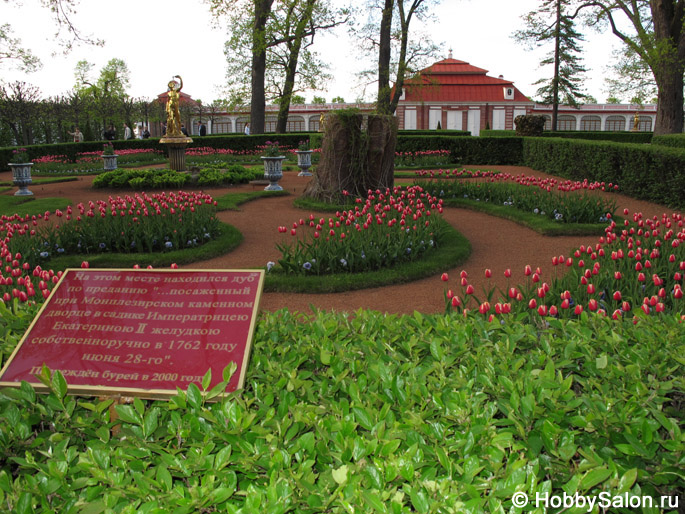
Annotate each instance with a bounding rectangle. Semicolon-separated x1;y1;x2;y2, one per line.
394;54;534;135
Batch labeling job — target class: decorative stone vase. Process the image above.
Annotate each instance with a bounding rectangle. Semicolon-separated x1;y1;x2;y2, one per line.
261;156;285;191
9;163;34;196
102;154;119;171
295;150;313;176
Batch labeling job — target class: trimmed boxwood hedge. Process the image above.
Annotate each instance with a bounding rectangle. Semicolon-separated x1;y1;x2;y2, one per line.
481;130;652;144
652;133;685;149
522;137;685;208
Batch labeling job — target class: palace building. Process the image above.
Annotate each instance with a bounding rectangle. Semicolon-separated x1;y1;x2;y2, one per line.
170;54;657;136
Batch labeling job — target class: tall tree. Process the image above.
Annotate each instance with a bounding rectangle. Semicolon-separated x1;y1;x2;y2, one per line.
0;81;42;145
356;0;441;114
577;0;685;134
207;0;346;133
75;58;131;137
514;0;589;131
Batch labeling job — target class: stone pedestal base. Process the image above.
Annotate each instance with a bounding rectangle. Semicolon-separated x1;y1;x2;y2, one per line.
160;136;193;172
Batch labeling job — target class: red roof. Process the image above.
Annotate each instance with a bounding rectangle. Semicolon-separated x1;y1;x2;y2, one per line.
399;58;531;103
156;90;195;103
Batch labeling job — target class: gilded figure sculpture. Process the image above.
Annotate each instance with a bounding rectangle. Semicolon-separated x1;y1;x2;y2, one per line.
632;112;640;131
166;76;184;138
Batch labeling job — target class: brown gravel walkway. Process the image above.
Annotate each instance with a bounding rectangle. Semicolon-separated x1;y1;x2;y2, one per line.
1;166;678;315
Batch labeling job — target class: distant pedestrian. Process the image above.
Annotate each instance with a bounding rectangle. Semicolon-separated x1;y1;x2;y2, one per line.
68;126;84;142
124;123;132;140
198;121;207;136
161;122;167;136
181;124;188;136
244;122;250;135
104;124;116;141
142;126;150;139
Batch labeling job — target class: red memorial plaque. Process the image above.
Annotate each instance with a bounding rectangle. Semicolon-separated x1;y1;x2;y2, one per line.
0;269;264;399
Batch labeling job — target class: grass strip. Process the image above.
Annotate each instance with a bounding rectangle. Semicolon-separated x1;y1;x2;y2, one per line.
0;177;78;187
264;218;470;293
441;197;611;236
214;190;289;211
0;196;72;217
40;221;242;272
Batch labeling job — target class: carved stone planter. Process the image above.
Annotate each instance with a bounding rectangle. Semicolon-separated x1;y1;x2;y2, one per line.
261;156;285;191
102;154;119;171
9;163;33;196
295;150;313;176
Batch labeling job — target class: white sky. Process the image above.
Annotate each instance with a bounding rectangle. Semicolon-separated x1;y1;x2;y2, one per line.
1;0;624;104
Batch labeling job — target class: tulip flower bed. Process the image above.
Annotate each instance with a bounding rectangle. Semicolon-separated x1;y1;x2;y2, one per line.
1;192;219;273
442;208;685;320
274;186;444;275
186;145;309;165
0;308;682;511
32;149;165;174
416;172;617;225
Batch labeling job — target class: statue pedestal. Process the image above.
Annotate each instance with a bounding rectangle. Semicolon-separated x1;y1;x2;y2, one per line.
160;136;193;171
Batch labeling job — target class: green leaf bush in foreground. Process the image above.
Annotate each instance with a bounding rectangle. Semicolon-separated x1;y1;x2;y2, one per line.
0;309;682;512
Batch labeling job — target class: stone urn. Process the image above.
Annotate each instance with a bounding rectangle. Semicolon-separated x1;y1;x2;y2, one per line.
9;163;33;196
102;153;119;171
261;156;285;191
295;150;313;176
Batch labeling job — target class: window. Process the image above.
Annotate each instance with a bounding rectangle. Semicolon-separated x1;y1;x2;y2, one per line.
638;117;652;131
605;116;626;131
542;115;552;131
213;122;232;134
557;115;576;131
286;116;305;132
580;116;601;131
310;115;321;132
404;109;417;130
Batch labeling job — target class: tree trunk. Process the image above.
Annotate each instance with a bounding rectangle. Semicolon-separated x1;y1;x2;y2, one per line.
653;64;685;134
366;114;397;191
250;0;273;134
303;113;363;201
552;0;562;131
651;0;685;135
303;112;397;201
377;0;394;115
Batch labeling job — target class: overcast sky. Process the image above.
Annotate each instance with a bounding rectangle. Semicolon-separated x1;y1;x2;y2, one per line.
1;0;624;104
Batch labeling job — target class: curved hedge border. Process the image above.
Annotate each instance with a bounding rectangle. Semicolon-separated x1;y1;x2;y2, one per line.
652;133;685;149
40;222;242;272
263;218;471;293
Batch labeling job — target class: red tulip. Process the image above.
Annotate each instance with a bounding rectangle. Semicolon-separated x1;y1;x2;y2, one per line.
441;273;449;282
675;288;683;299
451;296;461;308
524;265;532;276
504;268;511;277
484;269;492;278
537;305;547;316
588;299;598;311
465;284;475;295
549;305;558;316
574;304;584;315
613;291;622;301
587;284;595;294
528;299;537;309
479;302;491;314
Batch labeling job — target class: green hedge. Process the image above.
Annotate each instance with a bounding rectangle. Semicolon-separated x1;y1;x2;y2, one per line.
1;134;315;170
397;130;471;136
481;130;652;143
652;133;685;148
522;137;685;208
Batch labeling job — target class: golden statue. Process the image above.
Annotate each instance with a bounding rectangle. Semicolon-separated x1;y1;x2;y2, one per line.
319;113;326;132
166;75;184;138
632;112;640;131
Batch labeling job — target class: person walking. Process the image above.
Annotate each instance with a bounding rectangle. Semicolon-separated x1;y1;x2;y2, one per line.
104;124;116;140
244;122;250;135
124;123;132;140
198;121;207;136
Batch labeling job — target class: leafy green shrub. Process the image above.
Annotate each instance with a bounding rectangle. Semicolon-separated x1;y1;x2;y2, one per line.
196;165;263;186
515;114;546;136
0;309;681;512
92;169;190;190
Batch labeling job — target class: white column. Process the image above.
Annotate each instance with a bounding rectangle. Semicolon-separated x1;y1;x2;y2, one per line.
575;115;582;130
207;119;212;135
